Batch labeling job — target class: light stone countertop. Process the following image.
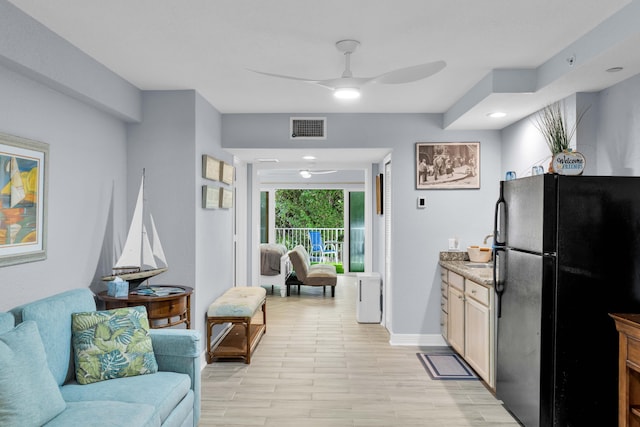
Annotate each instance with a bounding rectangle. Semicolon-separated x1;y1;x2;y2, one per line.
438;251;494;287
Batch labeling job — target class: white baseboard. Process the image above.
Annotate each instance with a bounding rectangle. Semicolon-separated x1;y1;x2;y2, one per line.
389;333;448;346
200;350;208;371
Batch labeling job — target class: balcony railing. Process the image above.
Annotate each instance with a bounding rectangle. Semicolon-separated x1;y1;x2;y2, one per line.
275;227;344;261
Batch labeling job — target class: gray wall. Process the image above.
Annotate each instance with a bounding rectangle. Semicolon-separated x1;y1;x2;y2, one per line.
125;90;234;335
595;73;640;175
126;91;198;292
502;73;640;178
194;92;234;335
0;62;128;310
0;4;235;347
0;0;140;122
223;113;502;339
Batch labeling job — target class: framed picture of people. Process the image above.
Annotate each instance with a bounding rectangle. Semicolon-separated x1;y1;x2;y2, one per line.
415;142;480;189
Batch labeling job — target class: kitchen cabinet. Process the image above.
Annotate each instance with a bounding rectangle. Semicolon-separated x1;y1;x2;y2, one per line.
447;271;465;356
440;268;448;339
464;279;492;383
440;265;495;388
610;313;640;427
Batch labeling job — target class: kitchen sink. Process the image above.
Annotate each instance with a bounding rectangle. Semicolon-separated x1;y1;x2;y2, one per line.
464;262;493;269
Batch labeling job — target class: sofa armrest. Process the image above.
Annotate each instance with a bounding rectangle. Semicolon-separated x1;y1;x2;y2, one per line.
281;253;292;278
150;329;201;425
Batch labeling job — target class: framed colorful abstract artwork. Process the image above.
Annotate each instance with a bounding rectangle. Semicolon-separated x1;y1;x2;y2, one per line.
0;132;49;267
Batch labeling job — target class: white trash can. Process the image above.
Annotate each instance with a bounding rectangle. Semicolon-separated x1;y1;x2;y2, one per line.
356;272;382;323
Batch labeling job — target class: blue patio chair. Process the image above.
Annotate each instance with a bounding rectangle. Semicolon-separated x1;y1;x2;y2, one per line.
308;230;337;263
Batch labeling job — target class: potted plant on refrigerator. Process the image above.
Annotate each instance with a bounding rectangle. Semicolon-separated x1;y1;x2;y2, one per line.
534;101;589;174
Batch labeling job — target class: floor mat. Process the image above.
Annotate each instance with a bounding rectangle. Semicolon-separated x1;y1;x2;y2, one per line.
416;353;478;380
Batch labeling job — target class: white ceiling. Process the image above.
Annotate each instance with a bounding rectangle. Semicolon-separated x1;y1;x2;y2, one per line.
7;0;640;172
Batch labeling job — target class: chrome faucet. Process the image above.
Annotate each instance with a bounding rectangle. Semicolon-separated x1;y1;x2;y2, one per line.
483;234;494;245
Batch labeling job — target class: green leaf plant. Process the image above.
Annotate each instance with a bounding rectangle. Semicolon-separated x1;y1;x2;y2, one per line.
534;101;590;155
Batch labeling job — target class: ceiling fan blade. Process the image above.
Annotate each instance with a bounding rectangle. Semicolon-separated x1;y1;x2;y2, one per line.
310;170;337;175
248;69;320;83
372;60;446;85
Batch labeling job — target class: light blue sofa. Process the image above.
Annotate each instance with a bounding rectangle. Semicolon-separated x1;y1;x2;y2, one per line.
3;289;201;427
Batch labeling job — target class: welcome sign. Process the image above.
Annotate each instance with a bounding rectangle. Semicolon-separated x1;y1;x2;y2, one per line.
552;151;585;175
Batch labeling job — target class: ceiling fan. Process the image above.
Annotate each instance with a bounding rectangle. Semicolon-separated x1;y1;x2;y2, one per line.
250;40;446;99
299;169;337;178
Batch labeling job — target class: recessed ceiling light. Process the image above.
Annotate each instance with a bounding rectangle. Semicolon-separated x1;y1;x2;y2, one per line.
257;158;279;163
487;112;506;118
606;67;624;73
302;155;316;160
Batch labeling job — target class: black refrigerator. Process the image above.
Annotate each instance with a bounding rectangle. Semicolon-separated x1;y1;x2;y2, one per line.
493;174;640;427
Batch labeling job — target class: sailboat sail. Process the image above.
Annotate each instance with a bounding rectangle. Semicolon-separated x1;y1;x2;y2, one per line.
114;176;145;269
106;173;168;285
149;214;167;267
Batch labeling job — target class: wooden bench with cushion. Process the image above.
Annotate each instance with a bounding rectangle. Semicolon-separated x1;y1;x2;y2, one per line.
206;286;266;364
287;245;338;297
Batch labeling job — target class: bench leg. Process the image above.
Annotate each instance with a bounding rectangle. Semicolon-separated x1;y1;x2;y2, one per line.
331;286;335;297
206;319;213;362
262;301;267;334
245;317;252;364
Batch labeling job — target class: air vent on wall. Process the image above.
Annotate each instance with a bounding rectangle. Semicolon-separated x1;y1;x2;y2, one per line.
290;117;326;140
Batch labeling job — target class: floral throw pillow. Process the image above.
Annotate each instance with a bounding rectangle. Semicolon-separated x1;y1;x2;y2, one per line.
71;306;158;385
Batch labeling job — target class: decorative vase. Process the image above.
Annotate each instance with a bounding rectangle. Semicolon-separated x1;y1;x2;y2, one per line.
548;158;555;174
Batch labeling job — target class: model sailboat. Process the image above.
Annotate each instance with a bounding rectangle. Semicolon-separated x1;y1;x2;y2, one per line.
103;173;168;287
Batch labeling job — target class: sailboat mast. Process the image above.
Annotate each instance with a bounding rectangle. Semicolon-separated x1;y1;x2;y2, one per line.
141;168;146;248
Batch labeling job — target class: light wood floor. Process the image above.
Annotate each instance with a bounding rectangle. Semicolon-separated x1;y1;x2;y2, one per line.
200;275;520;426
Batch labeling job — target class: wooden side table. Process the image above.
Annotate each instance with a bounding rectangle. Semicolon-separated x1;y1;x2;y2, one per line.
610;313;640;427
98;285;193;329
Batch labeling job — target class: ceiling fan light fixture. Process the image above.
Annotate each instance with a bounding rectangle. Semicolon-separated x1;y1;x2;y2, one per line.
334;87;361;100
299;170;312;178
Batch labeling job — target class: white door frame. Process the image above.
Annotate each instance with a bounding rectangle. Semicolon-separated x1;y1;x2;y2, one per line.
383;156;392;331
250;162;372;287
234;156;247;286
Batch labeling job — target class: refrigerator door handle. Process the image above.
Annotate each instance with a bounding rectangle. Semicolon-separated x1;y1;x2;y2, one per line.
493;247;506;318
494;182;506;247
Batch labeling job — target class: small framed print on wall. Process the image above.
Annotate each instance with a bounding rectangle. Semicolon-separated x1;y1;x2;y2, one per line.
221;162;234;185
220;188;233;209
202;185;219;209
202;155;220;181
375;173;384;215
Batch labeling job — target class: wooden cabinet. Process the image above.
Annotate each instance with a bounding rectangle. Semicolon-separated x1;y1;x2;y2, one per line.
440;269;448;339
447;270;465;355
448;285;465;355
441;266;495;388
98;286;193;329
465;283;491;382
610;313;640;427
